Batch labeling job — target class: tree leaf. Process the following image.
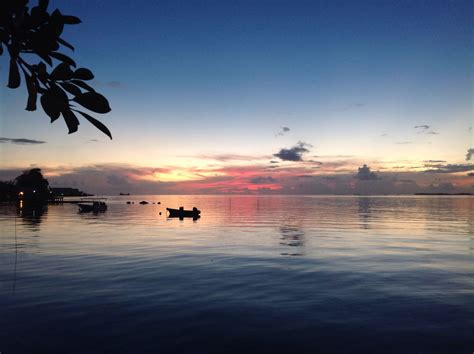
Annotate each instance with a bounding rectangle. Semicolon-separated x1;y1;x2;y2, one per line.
50;62;73;80
74;68;94;80
39;0;49;11
40;92;61;122
61;109;80;134
71;80;95;92
7;58;20;88
37;51;52;66
59;82;81;96
76;110;112;139
61;15;81;24
57;37;74;51
73;92;111;113
50;52;76;67
25;74;38;111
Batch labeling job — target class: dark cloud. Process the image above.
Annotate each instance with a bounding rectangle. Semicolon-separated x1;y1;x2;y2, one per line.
276;126;291;137
308;160;323;164
424;164;474;174
0;137;45;145
414;125;438;135
249;176;277;184
355;164;378;180
269;160;279;164
414;125;430;130
106;174;131;186
273;141;312;162
466;148;474;161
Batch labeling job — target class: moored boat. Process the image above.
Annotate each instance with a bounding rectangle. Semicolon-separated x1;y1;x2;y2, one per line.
167;207;201;219
78;201;107;213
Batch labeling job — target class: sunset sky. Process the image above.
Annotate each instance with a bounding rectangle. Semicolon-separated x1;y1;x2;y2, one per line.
0;0;472;194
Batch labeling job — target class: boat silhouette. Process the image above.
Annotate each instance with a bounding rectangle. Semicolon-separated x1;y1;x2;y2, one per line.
166;207;201;219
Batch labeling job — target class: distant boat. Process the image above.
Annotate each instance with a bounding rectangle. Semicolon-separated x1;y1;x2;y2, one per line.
119;193;130;195
78;201;107;213
167;207;201;219
139;200;149;205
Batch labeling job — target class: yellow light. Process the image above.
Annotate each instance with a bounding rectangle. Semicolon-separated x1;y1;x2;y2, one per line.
19;191;24;196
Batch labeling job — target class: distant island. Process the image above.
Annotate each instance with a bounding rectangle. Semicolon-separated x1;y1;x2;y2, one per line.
119;193;130;195
414;193;472;196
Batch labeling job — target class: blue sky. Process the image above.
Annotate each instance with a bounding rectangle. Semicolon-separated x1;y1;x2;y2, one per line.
0;0;472;193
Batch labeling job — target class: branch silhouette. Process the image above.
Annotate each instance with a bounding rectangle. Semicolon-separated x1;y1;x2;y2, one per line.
0;0;112;139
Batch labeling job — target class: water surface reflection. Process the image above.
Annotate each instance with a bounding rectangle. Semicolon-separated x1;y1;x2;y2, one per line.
0;196;473;353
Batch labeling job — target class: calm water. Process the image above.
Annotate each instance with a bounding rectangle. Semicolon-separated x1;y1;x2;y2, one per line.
0;196;473;353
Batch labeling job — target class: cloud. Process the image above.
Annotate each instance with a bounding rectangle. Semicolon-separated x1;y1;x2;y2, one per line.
414;125;430;130
423;164;474;174
355;164;378;180
194;154;271;162
0;137;46;145
250;176;277;184
276;126;291;137
396;142;412;145
273;141;312;161
423;160;446;163
342;103;365;111
106;81;124;88
466;148;474;161
414;125;438;135
380;133;388;137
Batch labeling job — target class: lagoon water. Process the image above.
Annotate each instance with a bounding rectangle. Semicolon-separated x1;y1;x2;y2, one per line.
0;196;473;353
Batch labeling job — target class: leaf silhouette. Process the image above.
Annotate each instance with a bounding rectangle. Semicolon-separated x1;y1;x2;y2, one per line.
50;62;73;80
76;110;112;139
40;92;61;122
2;1;112;137
57;37;74;51
50;52;76;67
25;75;38;111
8;58;20;88
59;82;81;96
62;109;80;134
73;92;111;113
39;0;49;11
74;68;94;80
71;80;95;92
61;15;82;25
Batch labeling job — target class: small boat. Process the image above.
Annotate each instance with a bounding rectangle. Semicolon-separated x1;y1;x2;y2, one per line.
119;193;130;196
167;207;201;219
139;200;149;205
78;201;107;213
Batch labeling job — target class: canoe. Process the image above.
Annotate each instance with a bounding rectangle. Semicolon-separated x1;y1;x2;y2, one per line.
167;207;201;218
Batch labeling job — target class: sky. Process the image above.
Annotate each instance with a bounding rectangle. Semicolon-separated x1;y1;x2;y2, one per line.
0;0;473;194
